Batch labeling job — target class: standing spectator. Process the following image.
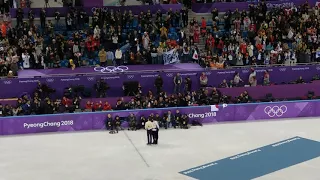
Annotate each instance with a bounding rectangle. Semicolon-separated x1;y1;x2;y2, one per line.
233;72;243;87
22;50;30;69
248;68;257;86
154;75;163;94
98;48;107;66
151;47;158;64
106;50;114;66
142;32;150;50
157;46;163;64
28;10;34;26
263;70;270;86
66;13;73;31
173;73;182;94
199;72;208;87
55;10;60;25
40;8;46;30
115;48;122;66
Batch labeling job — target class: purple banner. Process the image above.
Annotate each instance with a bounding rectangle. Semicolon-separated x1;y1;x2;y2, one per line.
2;65;320;99
0;105;232;135
17;64;203;77
9;4;182;18
1;100;320;135
192;0;316;13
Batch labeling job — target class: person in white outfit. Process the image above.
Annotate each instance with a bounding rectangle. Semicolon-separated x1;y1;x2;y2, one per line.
94;25;101;39
22;51;30;69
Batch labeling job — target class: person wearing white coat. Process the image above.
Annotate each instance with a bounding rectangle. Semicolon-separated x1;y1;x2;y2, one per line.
22;51;30;69
93;25;101;39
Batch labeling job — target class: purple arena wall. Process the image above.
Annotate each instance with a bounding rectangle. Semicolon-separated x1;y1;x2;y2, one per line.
0;100;319;135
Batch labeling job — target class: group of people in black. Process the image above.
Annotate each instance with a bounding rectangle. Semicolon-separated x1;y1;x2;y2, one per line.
104;110;190;133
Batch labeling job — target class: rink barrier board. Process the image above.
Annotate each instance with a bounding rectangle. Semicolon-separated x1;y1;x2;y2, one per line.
0;99;319;135
1;64;320;98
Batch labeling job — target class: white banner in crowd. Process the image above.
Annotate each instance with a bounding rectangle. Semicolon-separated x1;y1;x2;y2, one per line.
316;51;320;58
163;49;180;65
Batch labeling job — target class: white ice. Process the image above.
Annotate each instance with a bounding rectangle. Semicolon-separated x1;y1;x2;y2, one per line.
1;118;320;180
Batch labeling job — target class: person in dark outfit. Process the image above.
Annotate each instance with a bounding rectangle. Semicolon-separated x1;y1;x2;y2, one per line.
154;75;163;95
105;114;113;130
114;115;122;132
152;119;160;145
40;8;46;30
139;115;147;129
154;113;162;127
173;109;182;128
128;113;137;131
181;114;189;129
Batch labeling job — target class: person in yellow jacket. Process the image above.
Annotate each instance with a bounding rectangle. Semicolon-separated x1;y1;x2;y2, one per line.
69;59;76;70
98;48;107;66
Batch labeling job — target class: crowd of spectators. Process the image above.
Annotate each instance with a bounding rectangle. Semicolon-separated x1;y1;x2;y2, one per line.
1;2;320;118
1;2;319;76
196;2;320;68
0;6;192;77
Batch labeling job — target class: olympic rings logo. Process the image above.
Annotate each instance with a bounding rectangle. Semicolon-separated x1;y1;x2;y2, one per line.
127;75;134;79
166;73;173;77
46;78;54;83
87;77;95;81
279;68;287;72
91;7;108;13
316;66;320;70
264;105;287;117
3;80;12;84
94;66;129;73
242;69;249;73
205;72;211;75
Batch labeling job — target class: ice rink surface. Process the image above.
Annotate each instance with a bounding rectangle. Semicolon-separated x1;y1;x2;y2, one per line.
1;118;320;180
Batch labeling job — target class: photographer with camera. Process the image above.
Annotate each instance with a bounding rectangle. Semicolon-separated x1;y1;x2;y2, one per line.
105;114;118;134
94;78;109;98
114;115;122;132
35;82;56;99
128;113;137;131
154;75;163;95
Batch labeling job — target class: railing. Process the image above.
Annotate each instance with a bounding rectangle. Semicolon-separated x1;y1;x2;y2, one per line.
2;62;319;79
0;99;319;135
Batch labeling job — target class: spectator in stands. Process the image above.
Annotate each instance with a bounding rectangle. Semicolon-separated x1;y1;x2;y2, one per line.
173;73;182;93
199;72;208;87
296;76;305;84
263;70;270;86
115;48;123;66
248;68;256;86
98;48;107;66
233;72;243;87
219;79;228;88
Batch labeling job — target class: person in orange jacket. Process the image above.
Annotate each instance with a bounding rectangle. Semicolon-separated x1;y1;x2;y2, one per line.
1;22;7;37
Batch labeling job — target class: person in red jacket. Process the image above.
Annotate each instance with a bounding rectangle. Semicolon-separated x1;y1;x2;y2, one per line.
86;38;94;58
201;17;206;37
206;34;215;53
93;101;102;111
85;101;93;111
62;97;71;107
103;101;112;111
